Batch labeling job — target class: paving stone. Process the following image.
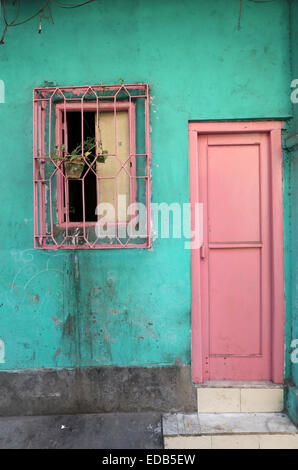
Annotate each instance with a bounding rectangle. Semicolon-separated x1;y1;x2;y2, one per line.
0;412;163;449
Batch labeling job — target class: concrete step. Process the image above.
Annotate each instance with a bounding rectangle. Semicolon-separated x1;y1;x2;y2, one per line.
163;412;298;449
196;381;284;413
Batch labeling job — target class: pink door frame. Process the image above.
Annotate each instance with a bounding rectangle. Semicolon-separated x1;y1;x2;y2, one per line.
188;121;285;384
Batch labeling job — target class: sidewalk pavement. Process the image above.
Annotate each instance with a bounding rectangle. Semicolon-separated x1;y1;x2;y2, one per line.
0;412;163;449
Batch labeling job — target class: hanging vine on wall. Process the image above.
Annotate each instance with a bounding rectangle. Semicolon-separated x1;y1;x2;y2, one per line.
0;0;95;44
0;0;280;44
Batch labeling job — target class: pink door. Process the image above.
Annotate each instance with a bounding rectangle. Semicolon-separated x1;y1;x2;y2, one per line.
189;122;285;383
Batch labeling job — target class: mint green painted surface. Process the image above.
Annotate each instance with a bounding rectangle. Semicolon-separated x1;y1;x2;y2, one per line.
284;149;298;388
287;384;298;424
289;0;298;389
0;0;292;370
284;0;298;423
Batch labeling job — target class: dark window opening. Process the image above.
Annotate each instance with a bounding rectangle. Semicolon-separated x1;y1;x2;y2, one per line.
66;111;97;222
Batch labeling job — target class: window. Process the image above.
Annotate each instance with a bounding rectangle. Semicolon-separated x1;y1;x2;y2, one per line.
33;84;151;249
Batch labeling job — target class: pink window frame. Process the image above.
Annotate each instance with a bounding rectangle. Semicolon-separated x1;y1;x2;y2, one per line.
188;120;285;384
55;101;137;227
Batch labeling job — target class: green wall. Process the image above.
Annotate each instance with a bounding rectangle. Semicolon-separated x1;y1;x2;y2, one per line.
0;0;292;370
284;0;298;424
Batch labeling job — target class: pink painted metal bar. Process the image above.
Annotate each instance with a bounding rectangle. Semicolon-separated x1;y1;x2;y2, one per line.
33;84;151;250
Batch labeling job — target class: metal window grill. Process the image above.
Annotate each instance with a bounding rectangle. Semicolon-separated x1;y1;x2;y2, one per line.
33;84;151;249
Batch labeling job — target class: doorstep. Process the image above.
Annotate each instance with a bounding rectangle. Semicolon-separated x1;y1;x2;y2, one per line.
163;412;298;449
195;381;284;413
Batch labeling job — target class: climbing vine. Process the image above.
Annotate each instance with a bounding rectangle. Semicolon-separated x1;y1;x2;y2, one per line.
0;0;280;44
0;0;95;44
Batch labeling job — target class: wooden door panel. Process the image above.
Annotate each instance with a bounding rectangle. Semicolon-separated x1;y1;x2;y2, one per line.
208;143;260;242
198;132;271;381
209;248;261;356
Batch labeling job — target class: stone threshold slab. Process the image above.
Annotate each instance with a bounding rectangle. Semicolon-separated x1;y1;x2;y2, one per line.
163;412;298;436
194;381;283;389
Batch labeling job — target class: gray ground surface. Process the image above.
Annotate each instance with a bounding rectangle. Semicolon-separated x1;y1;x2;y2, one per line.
0;412;163;449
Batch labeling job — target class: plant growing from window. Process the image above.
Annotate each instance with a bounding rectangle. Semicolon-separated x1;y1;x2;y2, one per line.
51;136;108;179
